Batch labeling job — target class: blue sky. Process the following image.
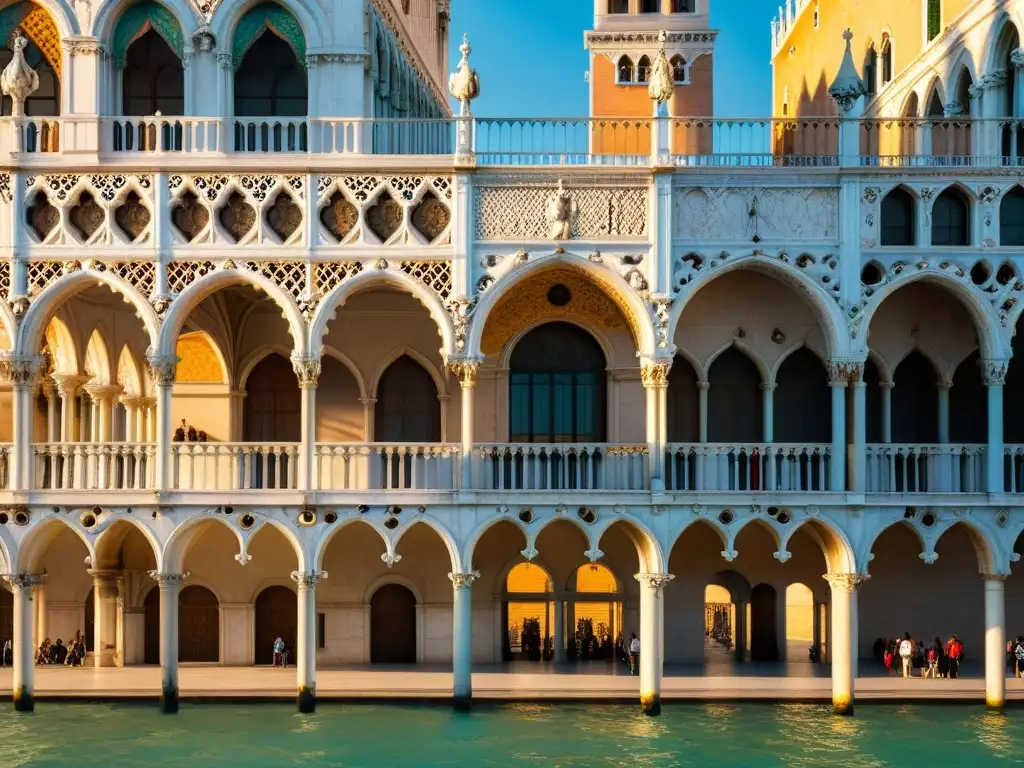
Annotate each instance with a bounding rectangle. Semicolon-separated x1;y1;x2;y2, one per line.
449;0;781;117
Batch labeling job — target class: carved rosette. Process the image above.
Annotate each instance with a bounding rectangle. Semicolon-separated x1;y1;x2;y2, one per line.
3;573;45;591
981;360;1009;386
640;361;671;388
290;570;328;589
448;570;481;590
827;359;865;385
822;573;869;593
291;357;322;388
147;571;190;586
147;356;179;387
447;359;481;389
635;572;675;591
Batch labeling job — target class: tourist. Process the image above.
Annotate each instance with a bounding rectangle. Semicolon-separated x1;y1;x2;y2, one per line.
1015;637;1024;678
898;633;915;678
51;638;67;665
925;641;940;678
883;641;895;675
946;634;963;679
1;638;10;666
628;632;640;676
35;637;51;665
273;636;285;667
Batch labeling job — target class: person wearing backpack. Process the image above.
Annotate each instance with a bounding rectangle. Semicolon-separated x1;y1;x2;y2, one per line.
926;641;940;678
898;632;916;678
1014;637;1024;678
946;634;964;679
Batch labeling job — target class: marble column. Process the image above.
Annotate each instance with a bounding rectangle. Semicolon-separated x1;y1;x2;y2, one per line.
148;358;177;492
984;574;1007;710
292;357;321;493
447;361;480;490
149;571;187;713
635;572;673;716
642;361;670;491
553;598;565;664
880;381;893;443
827;362;849;492
761;383;775;442
937;381;951;444
824;573;868;716
5;574;43;711
983;361;1007;494
850;380;867;492
3;358;41;490
42;381;57;442
88;569;120;667
450;570;480;710
291;570;326;713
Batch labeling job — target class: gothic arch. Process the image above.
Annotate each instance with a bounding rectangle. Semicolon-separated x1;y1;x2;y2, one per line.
595;516;665;574
236;344;294;392
926;519;1000;575
215;0;324;65
16;515;96;574
462;515;531;572
706;338;771;386
943;47;978;98
161;513;247;574
468;253;657;360
725;517;784;562
982;13;1021;74
92;516;162;569
309;268;455;360
769;340;828;383
322;346;367;400
666;518;730;562
1;0;77;43
778;516;856;574
669;258;848;360
389;517;461;574
238;517;308;572
17;270;161;360
499;317;615;370
369;346;448;400
84;328;113;384
858;519;929;575
158;268;307;359
104;0;186;69
854;271;1005;361
117;345;144;395
0;526;13;575
92;0;188;44
313;516;391;573
176;330;228;386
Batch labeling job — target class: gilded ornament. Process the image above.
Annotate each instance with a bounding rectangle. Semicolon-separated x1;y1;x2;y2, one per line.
367;192;403;242
114;191;151;242
217;191;256;243
411;192;450;243
171;191;209;242
69;192;104;241
267;191;302;241
319;191;358;242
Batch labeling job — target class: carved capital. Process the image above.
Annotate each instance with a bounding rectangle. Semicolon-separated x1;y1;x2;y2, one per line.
3;573;44;591
290;570;328;589
291;356;321;388
448;570;481;590
823;573;869;593
447;359;481;389
981;359;1009;386
982;573;1008;582
147;570;189;586
828;359;864;385
62;37;104;57
147;356;178;387
1012;48;1024;70
640;360;671;388
0;355;42;386
635;572;675;591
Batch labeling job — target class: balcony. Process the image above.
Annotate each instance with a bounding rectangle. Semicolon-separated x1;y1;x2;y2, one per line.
664;443;832;492
4;115;1023;169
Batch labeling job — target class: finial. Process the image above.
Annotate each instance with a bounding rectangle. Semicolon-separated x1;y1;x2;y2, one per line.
658;29;667;45
842;28;853;44
460;33;471;58
828;28;865;115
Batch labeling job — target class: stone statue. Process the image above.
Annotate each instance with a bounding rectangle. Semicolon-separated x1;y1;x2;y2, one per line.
648;31;674;108
448;34;480;115
1;33;39;118
546;180;576;241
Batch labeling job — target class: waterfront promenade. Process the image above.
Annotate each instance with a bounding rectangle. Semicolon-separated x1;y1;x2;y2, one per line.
1;664;1022;704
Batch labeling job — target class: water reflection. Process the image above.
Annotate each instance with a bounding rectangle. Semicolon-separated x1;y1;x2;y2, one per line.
973;710;1012;759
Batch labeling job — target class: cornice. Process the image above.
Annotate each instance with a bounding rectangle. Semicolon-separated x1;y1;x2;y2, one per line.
585;31;717;46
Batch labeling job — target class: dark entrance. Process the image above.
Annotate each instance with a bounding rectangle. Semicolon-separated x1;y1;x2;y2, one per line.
144;587;159;664
370;584;417;664
254;586;297;665
0;588;11;647
179;585;219;662
750;583;779;662
84;587;95;655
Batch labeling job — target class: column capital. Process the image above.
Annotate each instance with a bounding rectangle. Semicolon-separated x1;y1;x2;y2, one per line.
823;572;869;592
640;360;672;389
827;359;864;385
290;570;328;588
760;382;777;393
1011;48;1024;70
981;359;1009;386
147;570;188;586
447;359;482;388
51;373;89;398
87;568;120;581
449;570;481;589
83;384;123;403
982;573;1009;582
119;394;143;409
291;356;322;388
0;355;43;386
147;355;179;386
3;573;44;590
358;397;378;406
635;572;675;591
697;381;710;391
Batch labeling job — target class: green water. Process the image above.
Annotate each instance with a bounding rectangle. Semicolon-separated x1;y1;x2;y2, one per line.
0;703;1021;767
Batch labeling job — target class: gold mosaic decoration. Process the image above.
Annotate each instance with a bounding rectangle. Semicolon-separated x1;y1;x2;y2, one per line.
20;5;61;78
175;332;224;383
481;266;637;357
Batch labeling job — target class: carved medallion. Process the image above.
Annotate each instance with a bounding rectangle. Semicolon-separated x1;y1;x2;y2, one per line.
217;191;256;243
366;191;403;242
320;190;358;242
114;191;151;242
411;191;450;243
69;192;104;241
171;191;209;242
266;191;302;241
26;191;58;240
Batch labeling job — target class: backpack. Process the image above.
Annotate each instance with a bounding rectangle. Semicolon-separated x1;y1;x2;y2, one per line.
927;647;938;663
899;639;912;657
1015;644;1024;661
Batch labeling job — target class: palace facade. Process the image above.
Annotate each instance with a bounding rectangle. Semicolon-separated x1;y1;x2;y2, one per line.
0;0;1021;719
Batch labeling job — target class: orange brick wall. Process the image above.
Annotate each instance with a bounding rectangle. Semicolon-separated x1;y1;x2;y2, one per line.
592;54;714;117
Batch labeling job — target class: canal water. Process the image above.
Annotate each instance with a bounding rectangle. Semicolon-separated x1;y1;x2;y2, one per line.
0;702;1020;766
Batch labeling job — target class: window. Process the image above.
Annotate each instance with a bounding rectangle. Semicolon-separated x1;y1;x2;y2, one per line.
640;0;659;12
609;0;628;12
931;188;969;246
671;0;695;10
509;322;606;443
927;0;941;41
671;55;687;83
234;31;307;117
122;29;184;116
813;2;819;27
880;187;916;246
617;55;634;84
880;34;892;85
863;44;877;98
1001;187;1024;245
636;55;652;83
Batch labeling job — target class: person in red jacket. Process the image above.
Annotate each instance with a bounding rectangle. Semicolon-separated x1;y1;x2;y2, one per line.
946;634;964;679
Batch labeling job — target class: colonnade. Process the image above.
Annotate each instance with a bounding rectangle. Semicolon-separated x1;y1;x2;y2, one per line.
38;374;157;444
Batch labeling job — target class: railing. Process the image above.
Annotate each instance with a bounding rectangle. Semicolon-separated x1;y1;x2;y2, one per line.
1004;445;1024;493
672;118;840;168
475;118;651;166
310;117;456;155
315;444;458;490
105;117;221;153
233;117;308;152
0;445;11;489
472;443;648;491
865;444;985;493
858;118;1024;168
664;444;831;492
171;443;299;490
33;443;155;490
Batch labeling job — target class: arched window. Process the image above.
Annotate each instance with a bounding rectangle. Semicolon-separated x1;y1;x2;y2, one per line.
636;55;652;83
232;4;307;117
927;0;941;41
617;55;634;84
880;34;892;85
880;187;916;246
667;355;699;442
1001;187;1024;245
122;29;184;116
707;347;762;443
863;44;877;98
244;353;301;442
375;355;441;442
509;322;606;443
0;2;62;117
931;187;969;246
671;54;687;83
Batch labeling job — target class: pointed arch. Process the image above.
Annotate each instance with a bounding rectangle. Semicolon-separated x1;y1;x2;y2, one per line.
17;270;160;361
161;513;247;574
666;517;729;561
929;519;999;575
595;516;665;574
369;345;448;400
982;13;1020;74
463;515;530;572
117;345;143;395
220;0;319;69
239;516;308;572
880;184;916;246
668;257;846;360
44;315;77;374
158;268;307;359
313;516;392;572
108;0;185;68
859;519;928;575
389;517;461;574
779;516;856;574
176;330;228;385
617;54;634;84
17;514;96;574
92;516;162;569
0;1;66;75
84;328;113;384
468;253;657;360
308;268;455;361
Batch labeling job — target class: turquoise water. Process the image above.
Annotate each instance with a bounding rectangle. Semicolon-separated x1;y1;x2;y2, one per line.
0;703;1021;767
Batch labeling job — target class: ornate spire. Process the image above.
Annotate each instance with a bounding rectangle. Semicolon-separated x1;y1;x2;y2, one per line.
828;29;865;115
448;34;480;116
1;32;39;118
648;30;674;109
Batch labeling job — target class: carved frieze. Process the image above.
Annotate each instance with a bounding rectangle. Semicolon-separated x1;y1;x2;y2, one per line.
317;175;452;246
673;186;839;242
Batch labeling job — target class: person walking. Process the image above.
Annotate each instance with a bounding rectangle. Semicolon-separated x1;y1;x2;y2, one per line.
628;632;640;676
926;640;940;679
947;634;963;679
273;636;285;668
898;633;915;678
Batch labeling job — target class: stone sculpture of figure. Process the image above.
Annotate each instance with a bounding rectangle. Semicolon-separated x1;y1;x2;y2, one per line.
448;34;480;115
1;32;38;118
546;180;576;241
648;31;674;108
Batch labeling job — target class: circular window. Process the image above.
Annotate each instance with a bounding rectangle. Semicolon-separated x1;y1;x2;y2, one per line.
547;284;571;307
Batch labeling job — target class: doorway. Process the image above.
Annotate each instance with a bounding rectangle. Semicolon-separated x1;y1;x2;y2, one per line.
254;586;297;664
179;585;219;662
370;584;417;664
750;583;779;661
144;587;159;664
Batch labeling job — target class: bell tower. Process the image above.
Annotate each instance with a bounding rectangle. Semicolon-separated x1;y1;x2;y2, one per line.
584;0;717;119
